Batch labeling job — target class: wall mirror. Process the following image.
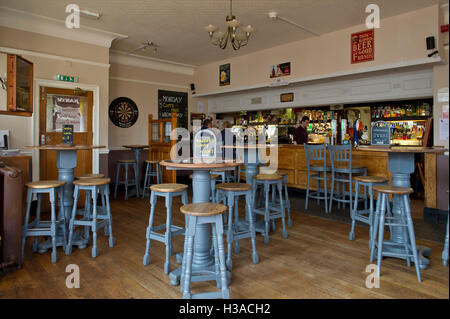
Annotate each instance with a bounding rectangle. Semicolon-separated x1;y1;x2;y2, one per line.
0;52;34;116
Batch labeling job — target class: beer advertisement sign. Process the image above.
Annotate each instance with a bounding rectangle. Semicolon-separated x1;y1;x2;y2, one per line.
351;29;374;64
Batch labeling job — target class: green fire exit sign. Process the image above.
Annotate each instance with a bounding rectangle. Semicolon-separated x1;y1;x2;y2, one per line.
55;74;78;82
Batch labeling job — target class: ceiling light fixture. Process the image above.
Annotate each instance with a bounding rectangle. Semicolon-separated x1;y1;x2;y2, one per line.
127;41;158;55
203;0;255;50
80;9;100;20
268;12;319;36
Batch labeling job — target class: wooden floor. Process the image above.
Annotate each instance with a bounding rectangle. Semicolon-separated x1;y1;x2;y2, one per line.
1;191;448;299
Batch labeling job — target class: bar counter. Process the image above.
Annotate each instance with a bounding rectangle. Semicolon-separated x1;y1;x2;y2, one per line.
249;144;441;208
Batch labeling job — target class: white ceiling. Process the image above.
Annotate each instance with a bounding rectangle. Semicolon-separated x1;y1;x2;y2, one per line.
0;0;446;66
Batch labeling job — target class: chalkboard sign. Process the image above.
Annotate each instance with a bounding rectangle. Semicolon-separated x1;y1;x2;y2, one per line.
193;129;218;162
62;124;74;145
371;121;390;145
158;90;188;129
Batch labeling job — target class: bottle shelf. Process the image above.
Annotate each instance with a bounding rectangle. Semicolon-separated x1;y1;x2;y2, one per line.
371;116;431;122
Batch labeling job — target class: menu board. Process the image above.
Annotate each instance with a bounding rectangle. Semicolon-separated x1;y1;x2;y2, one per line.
371;121;390;145
193;129;217;161
62;124;74;145
158;90;188;128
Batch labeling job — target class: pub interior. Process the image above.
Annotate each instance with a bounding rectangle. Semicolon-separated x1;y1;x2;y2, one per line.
0;0;449;302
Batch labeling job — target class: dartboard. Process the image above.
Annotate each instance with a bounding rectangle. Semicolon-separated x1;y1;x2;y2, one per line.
109;97;139;128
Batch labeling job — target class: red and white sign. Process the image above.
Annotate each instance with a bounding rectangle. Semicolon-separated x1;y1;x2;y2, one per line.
351;29;374;64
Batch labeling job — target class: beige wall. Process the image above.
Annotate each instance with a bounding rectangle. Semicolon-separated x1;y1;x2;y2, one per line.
108;63;193;148
433;49;449;148
0;26;110;149
194;5;441;95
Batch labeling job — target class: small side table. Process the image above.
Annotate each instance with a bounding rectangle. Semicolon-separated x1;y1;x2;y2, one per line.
122;145;151;195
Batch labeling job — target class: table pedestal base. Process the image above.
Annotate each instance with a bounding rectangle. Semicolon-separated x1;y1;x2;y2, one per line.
374;244;430;270
38;231;88;253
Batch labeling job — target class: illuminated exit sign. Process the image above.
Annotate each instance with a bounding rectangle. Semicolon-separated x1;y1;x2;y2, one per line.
55;74;78;82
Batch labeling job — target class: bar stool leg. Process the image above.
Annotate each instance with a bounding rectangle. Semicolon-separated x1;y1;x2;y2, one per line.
58;187;67;248
212;222;221;289
114;163;120;199
214;216;230;299
283;175;292;227
402;195;422;282
399;199;411;267
305;169;311;210
349;180;359;241
246;190;259;264
84;190;91;242
142;163;149;198
32;193;42;252
368;184;375;248
49;189;58;263
370;192;382;263
277;181;288;239
143;191;156;266
376;193;387;277
182;216;196;299
21;190;33;261
263;182;270;244
164;194;173;274
66;185;79;255
91;186;98;258
225;192;234;270
329;170;335;212
104;186;114;247
133;163;140;197
233;197;240;254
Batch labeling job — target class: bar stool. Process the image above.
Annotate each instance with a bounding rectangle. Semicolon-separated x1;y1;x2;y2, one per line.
66;178;114;258
252;173;288;244
304;144;330;213
114;159;139;200
370;185;422;282
443;190;449;266
143;183;188;274
142;160;162;198
22;180;67;263
190;174;220;203
328;144;367;213
349;175;388;243
215;182;259;269
180;202;229;299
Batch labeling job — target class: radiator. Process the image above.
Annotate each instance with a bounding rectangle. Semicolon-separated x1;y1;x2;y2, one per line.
0;162;23;270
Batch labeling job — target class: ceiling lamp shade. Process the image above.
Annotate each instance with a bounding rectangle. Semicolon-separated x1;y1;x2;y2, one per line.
203;0;255;50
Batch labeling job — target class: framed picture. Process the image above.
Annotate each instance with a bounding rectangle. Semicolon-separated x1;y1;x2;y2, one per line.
280;93;294;103
351;29;374;64
270;62;291;78
219;63;230;86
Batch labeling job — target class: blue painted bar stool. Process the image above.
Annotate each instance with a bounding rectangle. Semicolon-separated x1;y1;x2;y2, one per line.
443;190;449;266
252;173;288;244
75;174;105;240
66;178;114;258
304;144;330;213
143;183;188;274
370;185;422;282
328;144;367;213
274;169;293;227
180;202;229;299
142;160;162;198
349;175;388;243
22;180;67;263
215;182;259;270
114;159;139;200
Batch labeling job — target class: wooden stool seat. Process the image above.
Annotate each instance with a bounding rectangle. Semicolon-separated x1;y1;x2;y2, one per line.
117;159;136;163
216;183;251;192
373;185;413;195
76;173;105;180
73;178;111;186
145;160;159;164
26;180;66;189
180;203;227;217
150;183;188;193
353;176;388;183
255;173;282;181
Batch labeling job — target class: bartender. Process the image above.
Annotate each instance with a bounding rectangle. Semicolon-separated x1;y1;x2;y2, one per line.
293;116;310;144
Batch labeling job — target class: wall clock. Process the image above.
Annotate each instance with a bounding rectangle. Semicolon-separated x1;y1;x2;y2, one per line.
109;97;139;128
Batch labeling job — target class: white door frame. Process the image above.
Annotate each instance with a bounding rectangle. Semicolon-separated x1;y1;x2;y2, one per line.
32;78;100;181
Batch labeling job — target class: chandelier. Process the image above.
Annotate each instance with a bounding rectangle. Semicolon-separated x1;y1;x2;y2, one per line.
203;0;255;50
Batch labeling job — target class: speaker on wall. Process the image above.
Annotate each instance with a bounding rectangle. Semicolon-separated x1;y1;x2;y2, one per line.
426;36;435;50
190;83;196;95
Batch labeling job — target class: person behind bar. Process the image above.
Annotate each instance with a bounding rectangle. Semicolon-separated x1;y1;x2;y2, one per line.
201;118;212;130
293;116;310;145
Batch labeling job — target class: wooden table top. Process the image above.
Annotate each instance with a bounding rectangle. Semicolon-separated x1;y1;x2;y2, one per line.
160;159;242;169
355;146;448;154
122;145;151;149
25;145;105;151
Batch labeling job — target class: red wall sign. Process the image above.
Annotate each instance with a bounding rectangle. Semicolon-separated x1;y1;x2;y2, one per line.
351;29;374;64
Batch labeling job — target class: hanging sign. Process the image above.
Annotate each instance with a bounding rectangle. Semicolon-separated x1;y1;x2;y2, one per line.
351;29;374;64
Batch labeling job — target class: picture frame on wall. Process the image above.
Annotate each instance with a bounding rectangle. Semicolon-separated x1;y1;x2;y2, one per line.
219;63;230;86
270;62;291;78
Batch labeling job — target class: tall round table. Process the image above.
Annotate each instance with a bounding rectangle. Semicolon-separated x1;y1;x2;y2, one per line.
356;146;448;269
160;159;241;286
25;144;105;252
122;144;151;196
